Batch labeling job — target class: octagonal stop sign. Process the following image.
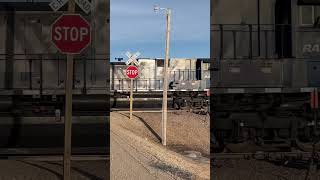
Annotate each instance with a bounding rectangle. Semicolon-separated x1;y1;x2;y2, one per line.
126;65;139;79
51;14;91;54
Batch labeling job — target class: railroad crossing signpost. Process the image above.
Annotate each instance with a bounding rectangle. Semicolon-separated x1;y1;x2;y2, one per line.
49;0;69;12
50;0;92;14
125;52;141;66
125;52;140;120
50;0;91;179
75;0;92;14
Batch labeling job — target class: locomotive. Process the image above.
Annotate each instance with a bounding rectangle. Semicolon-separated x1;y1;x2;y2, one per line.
211;0;320;152
0;1;109;152
0;1;109;117
110;58;210;113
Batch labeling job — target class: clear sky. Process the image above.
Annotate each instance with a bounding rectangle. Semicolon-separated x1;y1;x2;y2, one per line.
110;0;210;61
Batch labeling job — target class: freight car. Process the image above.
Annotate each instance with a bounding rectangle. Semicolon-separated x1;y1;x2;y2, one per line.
211;0;320;152
110;58;210;113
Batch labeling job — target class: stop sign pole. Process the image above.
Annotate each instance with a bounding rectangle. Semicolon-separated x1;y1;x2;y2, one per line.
125;52;140;120
50;0;92;179
126;64;139;120
65;1;75;179
129;63;134;120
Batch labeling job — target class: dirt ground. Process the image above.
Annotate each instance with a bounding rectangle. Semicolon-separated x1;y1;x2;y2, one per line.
111;111;210;179
213;159;320;180
116;111;210;158
0;160;107;180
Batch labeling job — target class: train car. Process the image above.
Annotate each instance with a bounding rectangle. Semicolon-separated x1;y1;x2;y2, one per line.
110;58;210;113
211;0;320;152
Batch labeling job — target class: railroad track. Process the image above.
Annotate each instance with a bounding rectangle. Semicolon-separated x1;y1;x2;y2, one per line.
111;108;209;116
111;108;178;113
0;154;109;161
212;151;315;160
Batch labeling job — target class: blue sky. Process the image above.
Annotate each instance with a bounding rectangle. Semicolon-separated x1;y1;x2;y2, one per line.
110;0;210;61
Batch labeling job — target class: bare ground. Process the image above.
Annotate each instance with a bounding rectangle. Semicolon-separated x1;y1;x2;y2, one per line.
0;160;107;180
111;111;210;180
117;111;210;157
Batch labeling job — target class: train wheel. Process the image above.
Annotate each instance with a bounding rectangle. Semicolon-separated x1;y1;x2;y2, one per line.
174;102;181;110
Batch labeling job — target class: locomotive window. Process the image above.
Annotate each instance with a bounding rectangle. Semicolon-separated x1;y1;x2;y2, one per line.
300;6;314;25
298;0;320;5
156;60;164;67
300;6;320;25
316;6;320;18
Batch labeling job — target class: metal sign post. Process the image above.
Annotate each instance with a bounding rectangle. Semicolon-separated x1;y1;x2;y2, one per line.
125;52;140;120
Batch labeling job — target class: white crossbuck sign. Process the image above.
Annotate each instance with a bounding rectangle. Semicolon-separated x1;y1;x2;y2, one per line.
125;51;140;66
49;0;92;14
49;0;68;12
75;0;92;14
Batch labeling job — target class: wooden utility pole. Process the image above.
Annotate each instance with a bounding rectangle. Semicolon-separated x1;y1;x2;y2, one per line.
64;0;75;179
162;9;171;146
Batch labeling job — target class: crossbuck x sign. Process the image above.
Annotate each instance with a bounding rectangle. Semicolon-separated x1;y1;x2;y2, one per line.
125;51;140;66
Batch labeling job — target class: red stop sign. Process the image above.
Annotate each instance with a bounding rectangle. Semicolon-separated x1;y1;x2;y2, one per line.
126;66;139;79
51;14;91;54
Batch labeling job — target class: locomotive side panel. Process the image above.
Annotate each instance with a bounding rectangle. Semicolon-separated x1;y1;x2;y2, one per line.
201;60;210;89
0;15;5;54
212;59;288;87
291;60;309;87
138;59;156;90
112;63;128;90
292;1;320;59
211;0;320;89
170;58;196;82
155;59;164;88
212;0;276;59
89;0;109;91
0;15;5;89
212;0;275;24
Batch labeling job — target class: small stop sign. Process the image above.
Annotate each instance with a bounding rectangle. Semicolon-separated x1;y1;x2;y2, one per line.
51;14;91;54
126;65;139;79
